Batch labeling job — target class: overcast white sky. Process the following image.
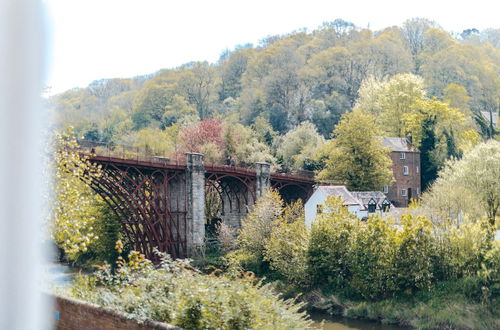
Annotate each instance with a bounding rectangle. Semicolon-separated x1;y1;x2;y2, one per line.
44;0;500;95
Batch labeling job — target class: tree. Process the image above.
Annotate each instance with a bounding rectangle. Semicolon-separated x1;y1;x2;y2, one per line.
179;62;217;120
424;140;500;225
318;110;393;190
277;121;325;170
49;128;103;259
402;17;437;72
232;189;284;272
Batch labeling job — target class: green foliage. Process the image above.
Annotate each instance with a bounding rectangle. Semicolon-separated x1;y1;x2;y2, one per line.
73;201;124;267
318;109;393;190
306;198;497;300
231;190;310;284
49;22;500;181
49;128;103;259
277;121;325;170
422;140;500;225
264;201;309;285
392;215;435;293
66;251;313;329
232;190;284;272
307;197;358;291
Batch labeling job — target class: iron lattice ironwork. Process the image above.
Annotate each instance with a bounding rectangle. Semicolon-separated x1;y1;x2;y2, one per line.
82;150;315;260
88;157;188;260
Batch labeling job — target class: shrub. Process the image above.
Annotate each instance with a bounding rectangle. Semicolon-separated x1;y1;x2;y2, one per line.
392;215;435;294
348;215;398;299
66;251;313;329
264;201;309;286
307;197;358;291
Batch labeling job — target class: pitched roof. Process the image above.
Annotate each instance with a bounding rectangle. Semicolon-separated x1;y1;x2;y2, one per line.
351;191;393;209
317;185;363;206
380;137;416;152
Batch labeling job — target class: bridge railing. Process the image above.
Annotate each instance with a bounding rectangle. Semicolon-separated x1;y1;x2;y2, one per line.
76;140;188;166
76;140;316;180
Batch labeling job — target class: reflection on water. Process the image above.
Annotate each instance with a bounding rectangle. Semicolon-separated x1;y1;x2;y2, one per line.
310;312;407;330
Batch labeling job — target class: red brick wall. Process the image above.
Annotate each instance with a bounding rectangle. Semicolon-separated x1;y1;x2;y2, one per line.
51;295;180;330
386;151;421;207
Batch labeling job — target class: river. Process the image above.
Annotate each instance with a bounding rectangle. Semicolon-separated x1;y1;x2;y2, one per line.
311;312;407;329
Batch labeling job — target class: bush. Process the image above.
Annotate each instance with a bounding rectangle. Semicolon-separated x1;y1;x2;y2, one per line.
306;200;498;300
348;215;397;299
392;215;435;294
66;251;313;329
307;197;358;292
264;201;309;286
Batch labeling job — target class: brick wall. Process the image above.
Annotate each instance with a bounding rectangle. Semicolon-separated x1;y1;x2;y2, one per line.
387;151;421;207
51;294;180;330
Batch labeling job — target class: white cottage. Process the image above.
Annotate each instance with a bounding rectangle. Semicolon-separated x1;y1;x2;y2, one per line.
304;185;364;227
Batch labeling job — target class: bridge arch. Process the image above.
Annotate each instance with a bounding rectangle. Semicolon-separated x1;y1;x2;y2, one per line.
77;146;315;259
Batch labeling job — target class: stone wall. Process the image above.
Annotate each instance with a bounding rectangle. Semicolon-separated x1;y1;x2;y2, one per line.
51;294;180;330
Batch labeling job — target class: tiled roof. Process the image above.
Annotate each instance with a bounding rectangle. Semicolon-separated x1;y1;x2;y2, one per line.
317;185;363;206
379;137;416;152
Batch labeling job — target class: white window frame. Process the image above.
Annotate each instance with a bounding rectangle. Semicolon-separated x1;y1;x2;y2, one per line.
401;189;407;197
416;165;419;173
403;165;409;175
383;184;388;194
417;187;420;196
400;152;406;159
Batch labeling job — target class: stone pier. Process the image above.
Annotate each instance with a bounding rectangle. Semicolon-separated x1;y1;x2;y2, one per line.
255;162;271;198
185;153;205;255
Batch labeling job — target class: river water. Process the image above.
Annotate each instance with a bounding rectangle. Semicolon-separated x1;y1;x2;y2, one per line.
311;312;406;329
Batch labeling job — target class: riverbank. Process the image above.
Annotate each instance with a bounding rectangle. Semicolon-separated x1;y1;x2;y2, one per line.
302;277;499;329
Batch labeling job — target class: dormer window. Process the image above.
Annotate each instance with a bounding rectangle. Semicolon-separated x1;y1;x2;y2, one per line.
368;199;377;213
381;199;390;212
400;152;406;159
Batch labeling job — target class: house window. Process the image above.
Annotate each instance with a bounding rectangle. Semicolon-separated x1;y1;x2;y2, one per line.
416;165;419;173
417;187;420;196
400;152;406;159
383;184;388;194
401;189;407;197
403;166;409;175
316;204;323;214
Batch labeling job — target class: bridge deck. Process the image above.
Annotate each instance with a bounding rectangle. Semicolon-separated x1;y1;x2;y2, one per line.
86;154;315;184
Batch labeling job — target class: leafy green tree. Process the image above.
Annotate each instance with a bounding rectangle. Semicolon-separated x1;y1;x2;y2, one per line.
277;121;324;170
307;197;358;291
179;62;217;120
423;140;500;225
264;201;309;285
420;117;439;190
49;128;102;259
318;110;393;191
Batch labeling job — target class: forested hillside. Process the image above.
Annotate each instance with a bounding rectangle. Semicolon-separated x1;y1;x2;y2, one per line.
49;18;499;181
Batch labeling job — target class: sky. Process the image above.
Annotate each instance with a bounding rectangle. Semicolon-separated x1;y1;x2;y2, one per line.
44;0;500;95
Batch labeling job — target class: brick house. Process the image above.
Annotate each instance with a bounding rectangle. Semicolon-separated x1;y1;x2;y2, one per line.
381;137;421;207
